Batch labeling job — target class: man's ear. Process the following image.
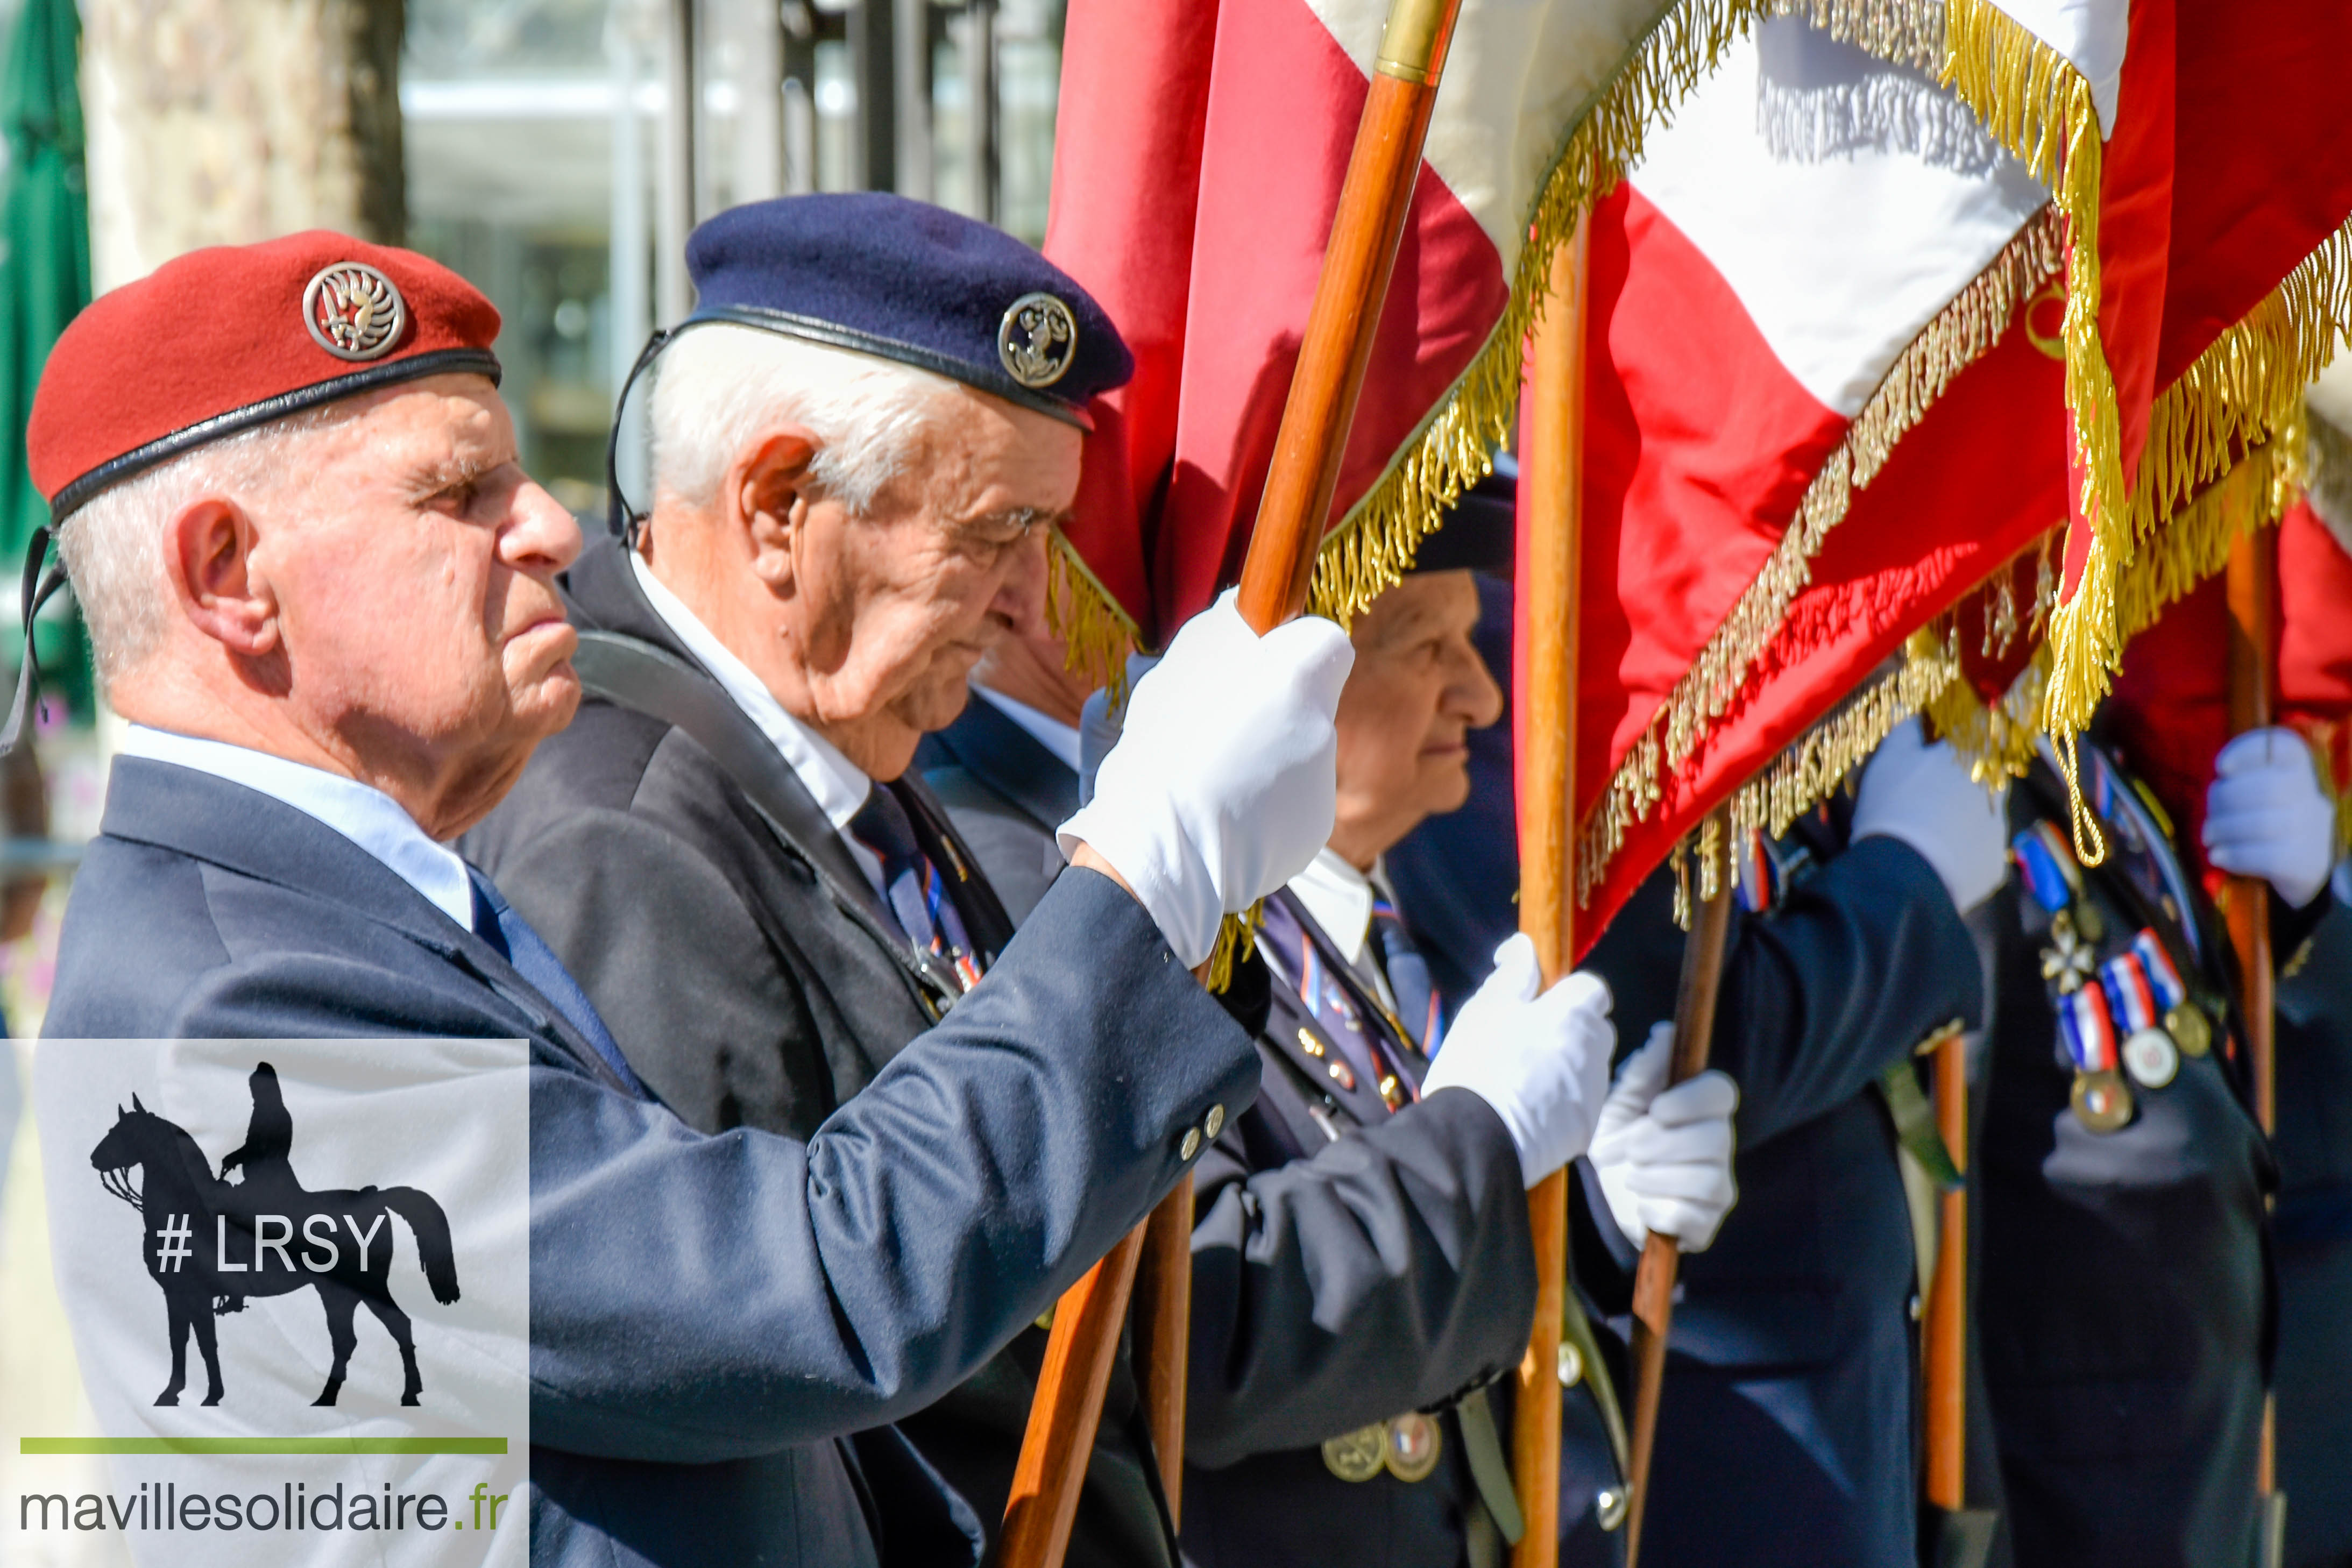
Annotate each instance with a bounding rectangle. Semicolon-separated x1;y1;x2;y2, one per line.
732;427;819;592
166;497;279;657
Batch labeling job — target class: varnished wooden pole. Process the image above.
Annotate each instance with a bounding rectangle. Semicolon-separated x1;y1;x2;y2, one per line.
2225;523;2282;1545
1001;4;1464;1563
1131;1172;1195;1521
1621;821;1735;1568
1508;217;1591;1568
1924;1033;1971;1512
998;1227;1149;1566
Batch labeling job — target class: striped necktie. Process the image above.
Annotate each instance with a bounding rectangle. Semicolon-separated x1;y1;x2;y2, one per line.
848;782;983;991
1369;895;1441;1053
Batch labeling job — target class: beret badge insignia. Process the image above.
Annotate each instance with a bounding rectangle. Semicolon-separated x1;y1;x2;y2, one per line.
303;262;408;362
997;292;1078;390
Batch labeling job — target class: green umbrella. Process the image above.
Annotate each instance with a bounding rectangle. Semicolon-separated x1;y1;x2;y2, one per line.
0;0;88;722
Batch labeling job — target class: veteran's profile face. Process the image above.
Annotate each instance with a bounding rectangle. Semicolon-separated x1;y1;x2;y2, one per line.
267;375;583;833
795;390;1078;776
1327;569;1504;869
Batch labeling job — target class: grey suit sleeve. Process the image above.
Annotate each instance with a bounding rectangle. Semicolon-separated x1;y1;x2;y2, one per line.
1704;835;1983;1147
1184;1086;1535;1468
178;870;1257;1466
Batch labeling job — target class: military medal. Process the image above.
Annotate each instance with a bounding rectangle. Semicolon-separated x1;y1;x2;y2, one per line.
2039;910;2096;994
1384;1413;1442;1482
1322;1422;1388;1482
2100;952;2178;1089
2129;929;2210;1059
2059;985;2134;1133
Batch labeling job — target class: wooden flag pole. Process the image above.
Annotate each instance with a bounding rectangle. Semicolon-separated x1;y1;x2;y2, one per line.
1000;2;1464;1562
1621;820;1735;1568
1924;1033;1971;1514
1508;216;1591;1568
2224;522;2284;1567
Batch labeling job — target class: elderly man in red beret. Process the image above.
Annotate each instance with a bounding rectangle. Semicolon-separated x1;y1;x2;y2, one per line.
29;229;1361;1567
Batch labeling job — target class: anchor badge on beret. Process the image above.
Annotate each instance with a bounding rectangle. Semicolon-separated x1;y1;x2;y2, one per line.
303;262;407;363
997;292;1078;389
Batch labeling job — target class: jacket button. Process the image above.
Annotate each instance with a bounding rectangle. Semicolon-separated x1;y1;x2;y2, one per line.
1180;1127;1202;1160
1203;1104;1226;1139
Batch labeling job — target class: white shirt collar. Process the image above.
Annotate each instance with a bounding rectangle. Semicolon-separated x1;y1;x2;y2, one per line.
972;682;1083;774
119;725;476;931
1288;847;1382;970
631;551;871;832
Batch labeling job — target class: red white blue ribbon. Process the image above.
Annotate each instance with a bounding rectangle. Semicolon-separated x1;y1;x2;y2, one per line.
2100;952;2160;1037
2129;928;2186;1011
2059;984;2120;1073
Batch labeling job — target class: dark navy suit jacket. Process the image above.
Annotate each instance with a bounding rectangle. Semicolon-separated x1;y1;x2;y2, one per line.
2272;883;2352;1568
44;756;1258;1567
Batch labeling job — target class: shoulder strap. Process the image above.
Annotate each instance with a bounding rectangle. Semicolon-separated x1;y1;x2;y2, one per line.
570;630;966;1012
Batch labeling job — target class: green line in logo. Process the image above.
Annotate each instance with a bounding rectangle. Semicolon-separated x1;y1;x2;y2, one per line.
20;1438;509;1456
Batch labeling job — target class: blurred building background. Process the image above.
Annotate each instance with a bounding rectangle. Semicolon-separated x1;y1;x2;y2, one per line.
405;0;1069;517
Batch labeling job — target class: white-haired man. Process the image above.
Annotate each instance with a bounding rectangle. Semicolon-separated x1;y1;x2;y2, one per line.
33;225;1364;1567
467;196;1632;1567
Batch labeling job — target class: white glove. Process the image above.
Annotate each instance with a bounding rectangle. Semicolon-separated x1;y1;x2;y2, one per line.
1591;1024;1741;1254
1420;934;1616;1188
1852;717;2009;915
1058;590;1352;967
2204;728;2337;910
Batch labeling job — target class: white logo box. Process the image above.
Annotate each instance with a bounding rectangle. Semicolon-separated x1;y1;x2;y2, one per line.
20;1039;528;1567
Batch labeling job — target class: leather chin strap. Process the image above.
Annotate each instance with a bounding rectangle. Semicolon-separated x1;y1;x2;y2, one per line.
1;524;65;755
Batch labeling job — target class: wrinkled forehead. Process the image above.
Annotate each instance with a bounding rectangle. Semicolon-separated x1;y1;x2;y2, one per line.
917;384;1085;514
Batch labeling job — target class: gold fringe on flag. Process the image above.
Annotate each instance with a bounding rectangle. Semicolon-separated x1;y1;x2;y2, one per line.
1936;0;2129;752
1045;528;1141;706
1663;634;1968;928
1924;441;2296;786
1306;0;1792;626
1572;208;2062;907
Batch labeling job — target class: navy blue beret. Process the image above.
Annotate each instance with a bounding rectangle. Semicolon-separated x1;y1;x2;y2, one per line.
683;193;1131;428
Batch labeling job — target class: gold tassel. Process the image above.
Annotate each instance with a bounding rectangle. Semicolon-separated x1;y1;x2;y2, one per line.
1937;0;2131;753
1200;903;1263;995
1045;529;1141;707
1922;633;2049;783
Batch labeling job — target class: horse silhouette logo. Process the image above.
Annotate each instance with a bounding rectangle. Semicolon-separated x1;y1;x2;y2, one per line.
88;1062;461;1409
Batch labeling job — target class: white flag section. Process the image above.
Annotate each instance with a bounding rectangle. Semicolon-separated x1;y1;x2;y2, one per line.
22;1039;529;1567
1629;17;2049;423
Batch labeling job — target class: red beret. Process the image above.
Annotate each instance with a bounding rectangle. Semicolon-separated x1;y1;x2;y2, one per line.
29;230;501;519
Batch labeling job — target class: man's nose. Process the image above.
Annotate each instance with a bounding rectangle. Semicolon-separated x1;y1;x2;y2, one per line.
1448;644;1506;728
504;478;584;576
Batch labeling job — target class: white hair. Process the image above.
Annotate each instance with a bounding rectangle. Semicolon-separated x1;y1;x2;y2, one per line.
648;324;962;516
55;408;349;690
